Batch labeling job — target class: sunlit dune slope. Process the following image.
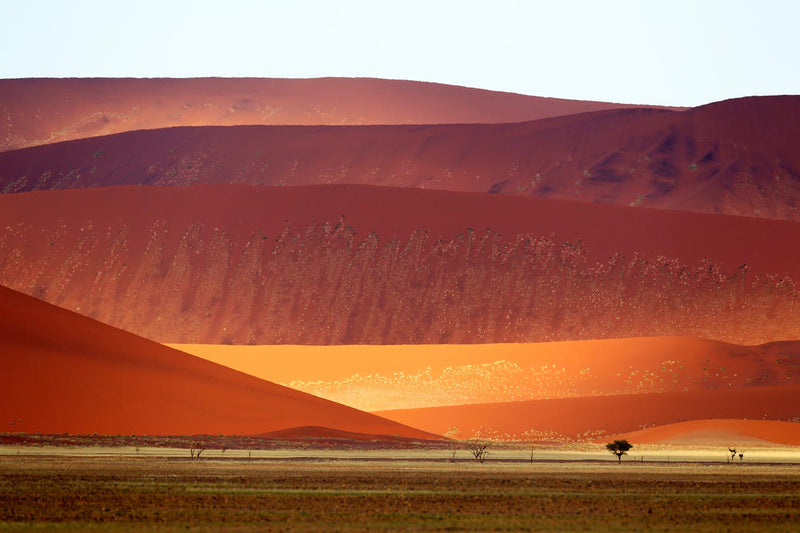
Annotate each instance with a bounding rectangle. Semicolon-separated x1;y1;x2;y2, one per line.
172;338;800;411
0;284;437;439
1;96;798;220
0;77;648;151
375;386;800;443
610;419;800;446
1;184;798;345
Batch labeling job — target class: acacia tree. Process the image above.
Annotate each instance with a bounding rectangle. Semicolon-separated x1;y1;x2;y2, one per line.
606;439;633;463
189;443;206;460
467;440;490;463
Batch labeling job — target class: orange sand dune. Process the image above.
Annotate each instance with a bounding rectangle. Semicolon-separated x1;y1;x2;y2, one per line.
1;96;798;220
0;77;650;151
376;386;800;442
610;419;800;446
0;284;437;439
173;338;800;412
0;184;798;345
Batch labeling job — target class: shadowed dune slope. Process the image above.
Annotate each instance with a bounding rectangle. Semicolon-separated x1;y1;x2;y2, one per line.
173;338;800;412
0;184;798;345
1;96;798;220
610;419;800;446
0;77;649;151
0;284;437;439
375;386;800;443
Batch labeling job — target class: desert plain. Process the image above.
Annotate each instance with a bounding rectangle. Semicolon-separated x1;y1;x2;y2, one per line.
2;77;800;530
3;452;800;532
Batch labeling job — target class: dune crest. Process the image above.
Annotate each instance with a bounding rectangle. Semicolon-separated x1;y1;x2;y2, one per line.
0;77;651;152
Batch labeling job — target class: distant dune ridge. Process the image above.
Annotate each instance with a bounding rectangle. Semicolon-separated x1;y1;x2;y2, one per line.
0;284;437;439
0;77;654;152
0;185;798;345
1;95;799;220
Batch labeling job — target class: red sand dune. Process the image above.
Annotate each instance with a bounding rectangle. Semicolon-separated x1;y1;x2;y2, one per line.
610;419;800;446
0;184;798;345
1;96;798;220
0;77;649;152
174;337;800;412
0;284;437;439
376;386;800;443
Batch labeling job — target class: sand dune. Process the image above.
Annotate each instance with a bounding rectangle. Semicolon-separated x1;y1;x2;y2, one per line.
0;284;437;439
172;338;800;411
0;184;798;345
0;77;649;152
375;386;800;443
1;96;798;220
610;419;800;447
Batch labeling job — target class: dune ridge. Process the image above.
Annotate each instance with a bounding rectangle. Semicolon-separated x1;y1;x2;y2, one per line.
0;77;653;152
0;185;798;345
0;284;437;439
1;96;798;220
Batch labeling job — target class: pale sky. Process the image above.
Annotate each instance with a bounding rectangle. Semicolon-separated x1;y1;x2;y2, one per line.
1;0;798;107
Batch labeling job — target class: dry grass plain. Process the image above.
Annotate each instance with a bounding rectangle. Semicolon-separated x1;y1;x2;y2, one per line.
2;454;800;532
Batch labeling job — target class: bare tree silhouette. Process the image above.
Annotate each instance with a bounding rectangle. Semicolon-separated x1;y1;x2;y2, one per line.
189;443;206;460
466;440;490;463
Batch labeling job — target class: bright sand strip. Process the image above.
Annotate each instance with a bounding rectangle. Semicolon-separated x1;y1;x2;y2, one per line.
170;338;800;411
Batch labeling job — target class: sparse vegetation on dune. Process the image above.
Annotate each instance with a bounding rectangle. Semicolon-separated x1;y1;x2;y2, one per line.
1;216;797;345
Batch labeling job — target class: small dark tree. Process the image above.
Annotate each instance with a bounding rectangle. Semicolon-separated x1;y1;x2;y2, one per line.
189;443;206;460
606;439;633;463
466;440;490;463
728;448;737;462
